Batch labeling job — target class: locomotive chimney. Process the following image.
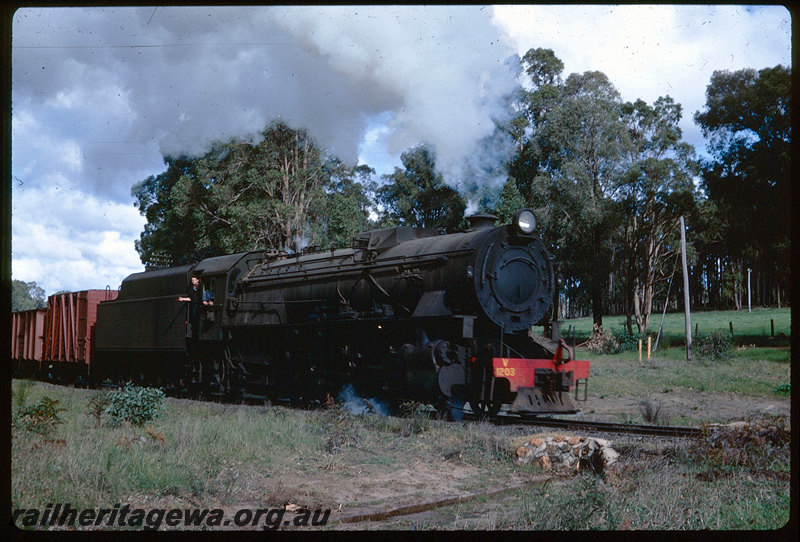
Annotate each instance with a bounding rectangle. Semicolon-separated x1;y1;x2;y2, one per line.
466;214;498;230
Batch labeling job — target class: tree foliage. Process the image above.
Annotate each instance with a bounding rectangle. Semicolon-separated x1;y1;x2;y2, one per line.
506;48;565;202
132;121;374;266
693;65;791;308
527;69;629;328
494;178;526;224
125;57;789;325
507;49;702;328
308;162;377;249
131;156;206;266
616;96;699;333
376;145;466;232
180;121;330;253
12;280;46;311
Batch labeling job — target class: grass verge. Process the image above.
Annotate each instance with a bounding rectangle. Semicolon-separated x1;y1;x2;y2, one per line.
581;346;790;399
559;307;790;346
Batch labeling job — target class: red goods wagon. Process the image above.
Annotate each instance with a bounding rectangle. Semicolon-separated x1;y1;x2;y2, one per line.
11;309;47;377
42;289;118;382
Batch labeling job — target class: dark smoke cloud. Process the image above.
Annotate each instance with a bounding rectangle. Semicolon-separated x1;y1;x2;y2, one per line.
13;6;519;201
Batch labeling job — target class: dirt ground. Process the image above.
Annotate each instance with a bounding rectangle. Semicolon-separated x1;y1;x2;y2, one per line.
233;389;791;530
576;388;791;424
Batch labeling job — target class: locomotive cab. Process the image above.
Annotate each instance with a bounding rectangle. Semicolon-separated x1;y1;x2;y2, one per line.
191;252;250;341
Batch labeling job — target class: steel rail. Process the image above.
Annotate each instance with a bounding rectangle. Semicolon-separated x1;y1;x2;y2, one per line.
491;414;704;438
336;475;551;525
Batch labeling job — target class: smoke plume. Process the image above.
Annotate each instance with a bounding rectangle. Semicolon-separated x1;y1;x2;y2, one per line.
13;6;520;201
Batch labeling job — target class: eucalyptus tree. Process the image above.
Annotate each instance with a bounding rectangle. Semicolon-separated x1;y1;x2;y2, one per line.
376;145;466;232
505;48;565;203
12;280;47;311
536;71;630;328
132;155;205;267
308;162;377;249
694;65;790;307
132;121;344;265
616;96;699;334
494;178;526;224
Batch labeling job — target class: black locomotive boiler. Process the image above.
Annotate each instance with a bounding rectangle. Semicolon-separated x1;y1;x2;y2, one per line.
91;209;588;416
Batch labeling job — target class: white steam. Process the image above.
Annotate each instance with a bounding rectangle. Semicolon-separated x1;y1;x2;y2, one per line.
336;384;390;416
270;6;520;184
13;6;520;201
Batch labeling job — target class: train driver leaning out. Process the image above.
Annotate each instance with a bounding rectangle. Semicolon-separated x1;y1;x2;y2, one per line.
178;275;214;334
178;275;213;306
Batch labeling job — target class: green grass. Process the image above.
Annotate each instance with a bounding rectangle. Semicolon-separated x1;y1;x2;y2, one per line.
371;454;791;530
581;346;790;400
10;381;526;523
560;307;791;343
11;383;327;513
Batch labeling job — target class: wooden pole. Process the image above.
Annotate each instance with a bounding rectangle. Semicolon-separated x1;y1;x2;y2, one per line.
680;216;692;361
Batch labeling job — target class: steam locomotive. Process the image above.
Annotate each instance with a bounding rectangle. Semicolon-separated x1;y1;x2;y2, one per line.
12;209;588;416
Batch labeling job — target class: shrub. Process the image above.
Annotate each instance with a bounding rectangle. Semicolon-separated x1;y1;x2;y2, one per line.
594;326;653;355
773;383;790;396
695;329;733;361
585;325;613;354
86;394;111;427
13;396;66;436
104;383;165;427
639;400;670;425
12;379;34;409
608;327;642;353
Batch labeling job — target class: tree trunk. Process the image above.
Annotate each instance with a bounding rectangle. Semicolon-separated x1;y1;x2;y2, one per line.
733;259;743;311
591;286;603;329
633;279;643;334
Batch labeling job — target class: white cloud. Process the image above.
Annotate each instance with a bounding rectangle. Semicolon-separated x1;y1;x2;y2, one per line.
11;185;146;293
491;5;791;154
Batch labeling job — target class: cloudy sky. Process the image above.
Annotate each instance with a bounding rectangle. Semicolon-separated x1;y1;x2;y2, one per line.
10;5;791;296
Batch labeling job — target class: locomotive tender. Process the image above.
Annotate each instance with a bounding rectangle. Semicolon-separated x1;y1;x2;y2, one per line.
14;209;589;416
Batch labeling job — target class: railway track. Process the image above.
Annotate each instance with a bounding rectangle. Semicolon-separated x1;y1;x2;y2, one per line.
23;375;705;438
490;413;704;438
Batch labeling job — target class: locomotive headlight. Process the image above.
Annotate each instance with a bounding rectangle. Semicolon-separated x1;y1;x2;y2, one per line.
514;209;537;235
